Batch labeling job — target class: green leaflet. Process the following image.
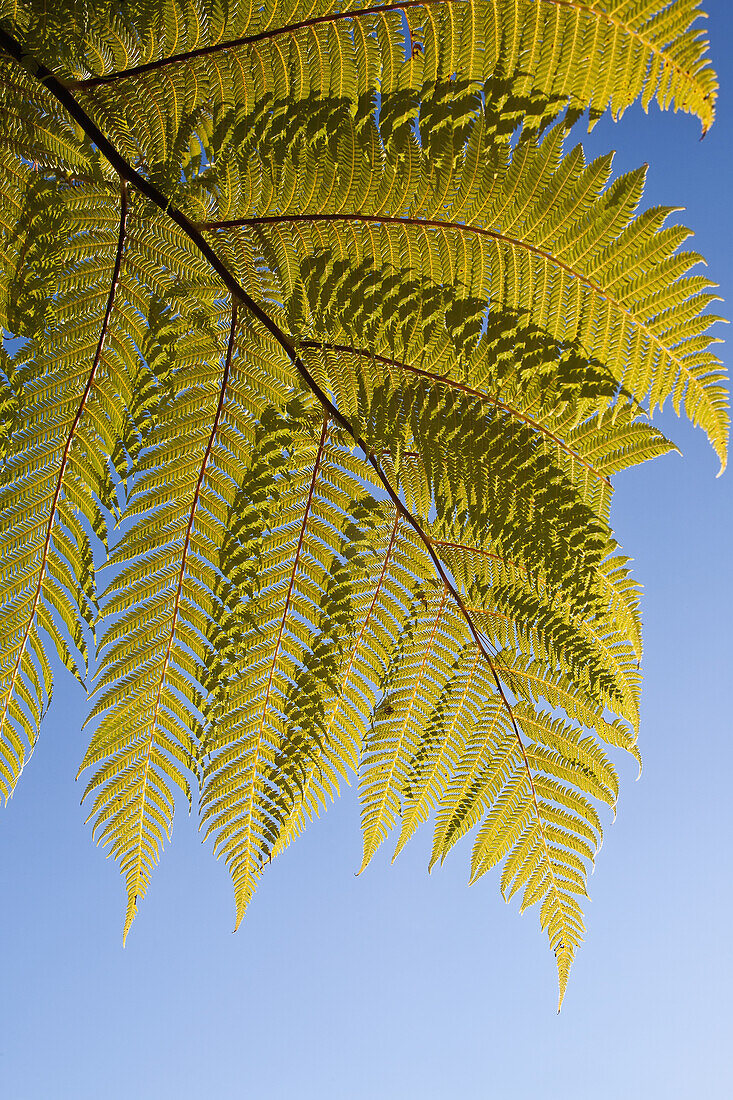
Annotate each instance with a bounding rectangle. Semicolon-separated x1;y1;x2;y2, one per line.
0;0;727;1008
197;84;726;465
200;404;387;921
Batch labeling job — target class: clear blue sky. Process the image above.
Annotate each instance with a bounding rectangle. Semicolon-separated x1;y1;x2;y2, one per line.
2;6;733;1098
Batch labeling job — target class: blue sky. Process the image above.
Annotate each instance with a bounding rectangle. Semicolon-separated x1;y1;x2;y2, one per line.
2;5;733;1098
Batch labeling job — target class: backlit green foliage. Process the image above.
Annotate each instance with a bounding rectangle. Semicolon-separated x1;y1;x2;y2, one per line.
0;0;726;1006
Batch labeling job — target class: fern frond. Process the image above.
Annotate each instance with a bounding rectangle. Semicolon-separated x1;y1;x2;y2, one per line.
66;0;717;131
202;87;726;463
199;406;387;924
359;583;455;868
82;306;246;938
0;5;725;1006
0;182;128;798
270;510;404;857
428;688;611;1009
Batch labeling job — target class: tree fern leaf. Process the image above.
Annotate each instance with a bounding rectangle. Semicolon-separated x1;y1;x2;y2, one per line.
200;411;336;919
393;647;484;858
198;79;726;459
0;8;724;1005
